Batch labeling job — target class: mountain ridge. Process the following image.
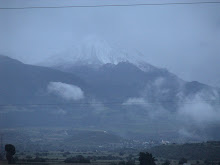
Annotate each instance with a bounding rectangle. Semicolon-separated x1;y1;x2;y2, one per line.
1;54;220;141
38;36;157;73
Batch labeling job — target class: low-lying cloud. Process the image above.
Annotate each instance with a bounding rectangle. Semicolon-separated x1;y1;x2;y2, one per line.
177;92;220;124
123;97;147;106
51;108;67;115
89;99;107;114
122;81;220;140
47;82;84;101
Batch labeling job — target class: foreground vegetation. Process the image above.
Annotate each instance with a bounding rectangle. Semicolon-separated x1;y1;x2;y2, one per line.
1;134;220;165
1;146;220;165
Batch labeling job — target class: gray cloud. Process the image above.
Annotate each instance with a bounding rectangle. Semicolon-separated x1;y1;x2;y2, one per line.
47;82;84;101
123;97;172;120
178;128;202;140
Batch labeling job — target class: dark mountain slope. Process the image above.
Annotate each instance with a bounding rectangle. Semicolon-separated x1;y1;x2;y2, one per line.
0;55;86;104
54;61;220;112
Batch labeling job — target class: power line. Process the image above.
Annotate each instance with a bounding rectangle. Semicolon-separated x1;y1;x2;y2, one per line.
1;1;220;10
0;99;219;107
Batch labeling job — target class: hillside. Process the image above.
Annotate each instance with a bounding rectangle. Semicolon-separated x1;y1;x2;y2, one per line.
0;128;124;151
149;141;220;161
0;55;86;104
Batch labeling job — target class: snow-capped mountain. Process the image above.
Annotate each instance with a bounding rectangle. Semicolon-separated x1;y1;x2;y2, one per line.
39;35;155;72
2;36;220;141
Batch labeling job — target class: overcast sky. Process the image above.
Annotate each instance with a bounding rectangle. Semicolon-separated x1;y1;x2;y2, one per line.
0;0;220;87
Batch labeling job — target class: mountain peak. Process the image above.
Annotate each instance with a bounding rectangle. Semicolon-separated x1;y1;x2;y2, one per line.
0;55;23;65
39;35;154;72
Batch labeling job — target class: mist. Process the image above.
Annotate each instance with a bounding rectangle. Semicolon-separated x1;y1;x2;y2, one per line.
47;82;84;101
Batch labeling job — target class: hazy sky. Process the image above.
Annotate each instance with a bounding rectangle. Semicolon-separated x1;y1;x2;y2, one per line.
0;0;220;87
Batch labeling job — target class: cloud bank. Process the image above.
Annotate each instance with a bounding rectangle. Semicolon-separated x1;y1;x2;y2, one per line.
47;82;84;101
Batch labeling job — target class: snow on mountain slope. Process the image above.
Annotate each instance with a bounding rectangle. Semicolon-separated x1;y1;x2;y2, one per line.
39;35;155;72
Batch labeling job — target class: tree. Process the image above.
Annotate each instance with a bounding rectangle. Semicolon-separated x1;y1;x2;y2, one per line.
139;152;156;165
5;144;16;164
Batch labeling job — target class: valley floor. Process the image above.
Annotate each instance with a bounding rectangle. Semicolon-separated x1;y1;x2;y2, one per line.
0;151;219;165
